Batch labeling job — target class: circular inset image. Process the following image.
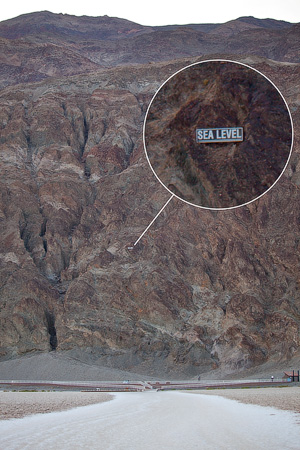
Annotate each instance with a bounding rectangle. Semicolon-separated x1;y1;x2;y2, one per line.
143;60;293;209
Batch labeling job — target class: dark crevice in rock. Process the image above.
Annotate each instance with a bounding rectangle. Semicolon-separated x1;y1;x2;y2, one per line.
19;212;32;254
42;239;47;254
45;311;57;351
81;115;89;157
61;102;67;118
25;133;35;174
23;102;29;119
102;118;107;136
19;215;27;241
23;103;36;177
25;132;32;162
40;218;47;237
21;232;31;254
81;112;92;180
38;208;49;262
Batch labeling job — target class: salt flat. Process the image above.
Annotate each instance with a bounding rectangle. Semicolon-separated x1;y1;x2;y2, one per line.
0;391;299;450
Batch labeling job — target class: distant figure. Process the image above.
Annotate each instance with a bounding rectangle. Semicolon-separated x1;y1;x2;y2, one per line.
271;376;274;382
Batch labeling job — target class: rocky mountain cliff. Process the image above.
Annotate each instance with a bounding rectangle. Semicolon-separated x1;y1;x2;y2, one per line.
0;12;299;378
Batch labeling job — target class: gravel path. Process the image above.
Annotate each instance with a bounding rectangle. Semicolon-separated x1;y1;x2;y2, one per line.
0;391;112;420
194;386;300;413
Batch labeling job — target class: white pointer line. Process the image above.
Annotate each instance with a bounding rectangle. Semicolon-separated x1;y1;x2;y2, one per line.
133;194;175;247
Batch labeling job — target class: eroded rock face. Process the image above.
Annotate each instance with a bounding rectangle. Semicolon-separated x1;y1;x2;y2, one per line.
0;13;300;377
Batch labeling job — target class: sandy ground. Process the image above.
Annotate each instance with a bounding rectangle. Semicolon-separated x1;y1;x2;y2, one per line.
0;352;152;381
1;351;299;382
0;391;112;420
192;386;300;414
0;391;299;450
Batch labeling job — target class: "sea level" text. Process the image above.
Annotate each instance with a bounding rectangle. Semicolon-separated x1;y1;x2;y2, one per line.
196;127;243;143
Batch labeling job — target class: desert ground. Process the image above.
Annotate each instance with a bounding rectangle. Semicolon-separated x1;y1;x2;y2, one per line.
190;386;300;413
0;391;112;420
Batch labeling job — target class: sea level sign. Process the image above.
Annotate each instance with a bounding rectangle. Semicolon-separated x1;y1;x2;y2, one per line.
196;127;244;143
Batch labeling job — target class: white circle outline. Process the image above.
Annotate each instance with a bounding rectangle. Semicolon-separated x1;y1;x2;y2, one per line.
143;59;294;211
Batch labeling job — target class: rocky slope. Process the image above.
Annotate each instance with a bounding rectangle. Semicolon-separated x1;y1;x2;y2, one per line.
0;13;299;378
0;12;299;90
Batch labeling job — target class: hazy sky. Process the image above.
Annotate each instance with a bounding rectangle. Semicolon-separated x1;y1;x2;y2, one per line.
1;0;300;25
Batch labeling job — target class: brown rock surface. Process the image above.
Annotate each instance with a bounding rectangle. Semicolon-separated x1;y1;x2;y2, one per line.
0;13;299;378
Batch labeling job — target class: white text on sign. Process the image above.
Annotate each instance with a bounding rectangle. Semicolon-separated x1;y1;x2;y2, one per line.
196;127;243;143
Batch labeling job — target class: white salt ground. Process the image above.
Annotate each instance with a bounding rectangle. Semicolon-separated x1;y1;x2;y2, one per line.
0;391;299;450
